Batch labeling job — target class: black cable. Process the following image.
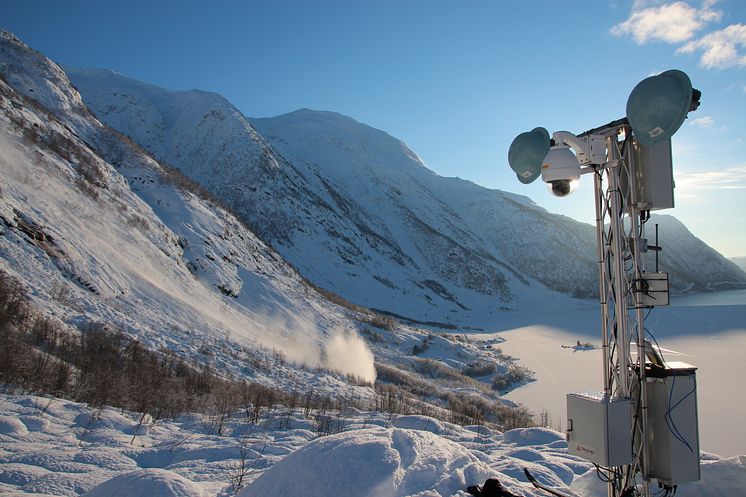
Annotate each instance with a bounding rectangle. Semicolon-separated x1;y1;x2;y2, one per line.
595;464;614;483
644;307;653;321
594;464;624;488
665;376;696;453
639;211;650;239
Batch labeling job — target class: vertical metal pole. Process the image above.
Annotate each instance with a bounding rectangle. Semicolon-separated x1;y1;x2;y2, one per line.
625;148;652;497
605;135;633;496
594;166;618;497
593;170;611;398
606;141;630;399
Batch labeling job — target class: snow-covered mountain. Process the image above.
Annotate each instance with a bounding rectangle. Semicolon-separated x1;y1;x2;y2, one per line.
66;68;746;326
731;256;746;273
0;30;377;392
644;215;746;292
65;69;577;327
1;30;531;411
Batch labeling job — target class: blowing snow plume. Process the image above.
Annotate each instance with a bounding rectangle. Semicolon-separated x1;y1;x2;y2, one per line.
323;330;377;384
228;308;377;384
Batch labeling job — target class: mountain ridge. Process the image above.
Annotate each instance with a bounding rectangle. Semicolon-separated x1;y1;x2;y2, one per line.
2;30;540;415
64;66;746;326
730;256;746;273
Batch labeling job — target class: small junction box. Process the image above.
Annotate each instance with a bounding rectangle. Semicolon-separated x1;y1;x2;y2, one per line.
566;392;632;467
636;272;669;306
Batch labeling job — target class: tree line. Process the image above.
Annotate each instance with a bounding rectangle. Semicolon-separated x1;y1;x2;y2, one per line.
0;269;534;432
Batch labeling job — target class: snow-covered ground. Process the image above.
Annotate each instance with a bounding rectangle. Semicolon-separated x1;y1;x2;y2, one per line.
1;298;744;497
1;388;744;497
476;303;746;458
0;392;588;497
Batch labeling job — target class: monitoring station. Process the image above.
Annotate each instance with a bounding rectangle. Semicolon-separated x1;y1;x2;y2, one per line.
508;70;702;497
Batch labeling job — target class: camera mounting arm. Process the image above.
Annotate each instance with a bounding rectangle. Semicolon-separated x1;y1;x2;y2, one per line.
551;130;608;168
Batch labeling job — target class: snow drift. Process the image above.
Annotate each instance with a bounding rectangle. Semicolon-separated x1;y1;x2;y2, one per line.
237;427;495;497
83;469;205;497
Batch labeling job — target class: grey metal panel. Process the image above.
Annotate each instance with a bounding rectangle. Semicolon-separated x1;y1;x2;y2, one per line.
567;393;633;467
646;372;700;484
630;139;675;211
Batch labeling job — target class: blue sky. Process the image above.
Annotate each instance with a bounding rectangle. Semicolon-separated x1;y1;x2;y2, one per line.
4;0;746;256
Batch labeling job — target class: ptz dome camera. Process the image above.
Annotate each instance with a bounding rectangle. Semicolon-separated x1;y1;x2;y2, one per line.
541;145;581;197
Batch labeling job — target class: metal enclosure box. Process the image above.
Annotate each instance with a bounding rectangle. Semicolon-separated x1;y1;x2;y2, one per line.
566;393;632;466
637;272;669;306
627;139;675;211
645;366;700;485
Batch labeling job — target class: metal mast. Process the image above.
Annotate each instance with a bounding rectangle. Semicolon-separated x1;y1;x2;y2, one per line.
589;123;651;497
508;69;701;497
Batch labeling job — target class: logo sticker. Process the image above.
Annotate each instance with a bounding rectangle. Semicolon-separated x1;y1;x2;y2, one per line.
648;127;664;138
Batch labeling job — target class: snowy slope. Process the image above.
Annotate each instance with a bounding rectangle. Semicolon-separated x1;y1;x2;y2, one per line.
2;30;532;413
645;214;746;292
730;256;746;273
0;30;376;392
67;69;746;327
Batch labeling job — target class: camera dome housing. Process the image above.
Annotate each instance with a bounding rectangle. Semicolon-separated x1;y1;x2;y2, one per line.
547;179;578;197
541;145;581;197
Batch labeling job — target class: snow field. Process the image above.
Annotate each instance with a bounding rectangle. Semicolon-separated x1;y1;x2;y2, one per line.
2;394;743;497
0;394;591;497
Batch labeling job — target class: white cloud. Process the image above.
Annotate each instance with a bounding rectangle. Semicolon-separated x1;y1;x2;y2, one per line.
611;1;722;44
611;2;746;71
678;24;746;69
688;115;715;127
675;165;746;193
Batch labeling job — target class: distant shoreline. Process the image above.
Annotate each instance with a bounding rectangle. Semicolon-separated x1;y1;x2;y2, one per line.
670;288;746;307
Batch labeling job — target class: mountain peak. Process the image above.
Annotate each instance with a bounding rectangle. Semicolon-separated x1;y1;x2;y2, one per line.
0;29;21;44
252;108;428;173
261;107;379;133
65;66;233;114
59;63;746;325
0;30;86;116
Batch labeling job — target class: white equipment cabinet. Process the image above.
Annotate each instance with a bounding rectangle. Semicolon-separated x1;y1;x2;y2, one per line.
645;363;700;485
566;392;633;467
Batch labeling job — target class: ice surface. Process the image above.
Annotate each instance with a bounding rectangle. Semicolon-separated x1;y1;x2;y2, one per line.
479;304;746;457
